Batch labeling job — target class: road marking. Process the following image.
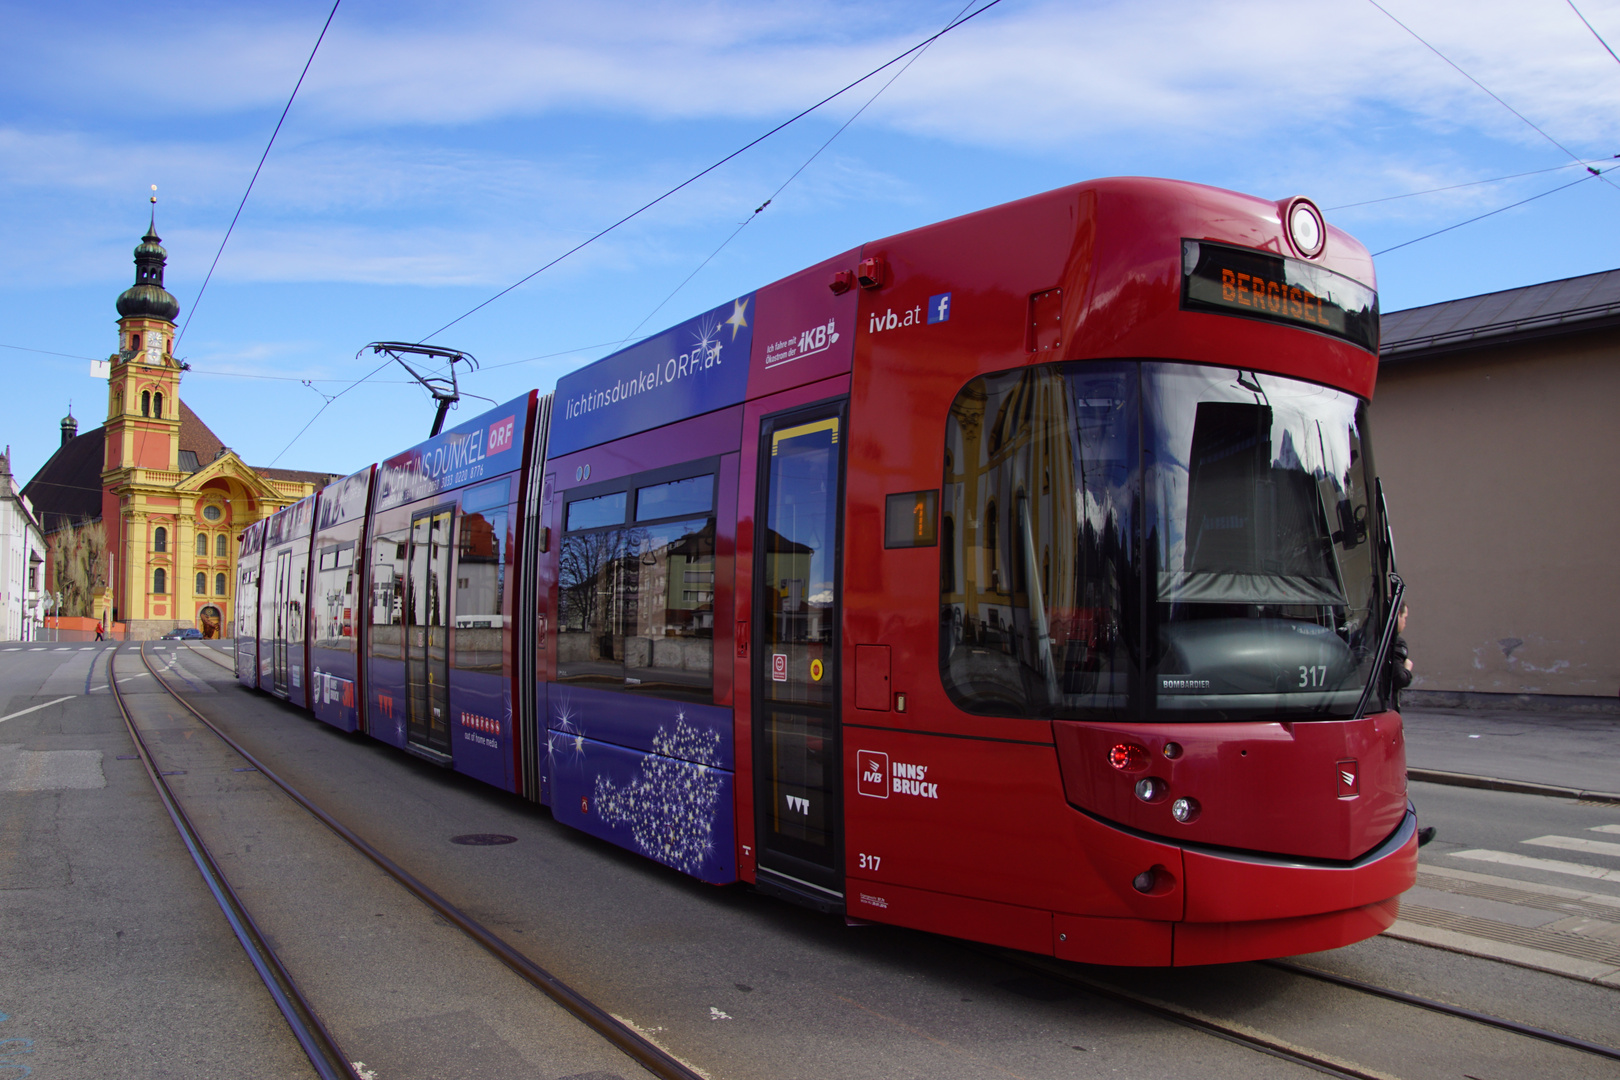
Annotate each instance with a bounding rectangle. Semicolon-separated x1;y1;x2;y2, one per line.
1592;825;1620;836
0;696;76;724
1453;849;1620;882
1525;835;1620;859
2;648;16;652
28;647;44;651
79;647;95;651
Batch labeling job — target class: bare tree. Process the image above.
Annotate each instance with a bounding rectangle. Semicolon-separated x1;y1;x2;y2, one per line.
50;518;108;617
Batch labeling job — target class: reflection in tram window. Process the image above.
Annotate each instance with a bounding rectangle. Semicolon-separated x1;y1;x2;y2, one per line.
941;361;1382;722
315;541;358;650
557;471;716;703
367;517;409;660
454;510;507;672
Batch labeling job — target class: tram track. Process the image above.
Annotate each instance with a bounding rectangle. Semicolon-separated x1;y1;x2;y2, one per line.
143;641;1620;1080
114;642;705;1080
980;938;1620;1080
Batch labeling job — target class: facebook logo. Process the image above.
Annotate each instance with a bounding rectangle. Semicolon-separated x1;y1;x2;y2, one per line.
927;292;952;324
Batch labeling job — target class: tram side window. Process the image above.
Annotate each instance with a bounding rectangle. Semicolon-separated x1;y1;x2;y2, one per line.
453;509;508;673
315;542;357;650
557;469;716;704
368;514;410;660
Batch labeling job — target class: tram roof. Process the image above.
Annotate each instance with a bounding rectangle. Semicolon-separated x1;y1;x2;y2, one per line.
1381;267;1620;363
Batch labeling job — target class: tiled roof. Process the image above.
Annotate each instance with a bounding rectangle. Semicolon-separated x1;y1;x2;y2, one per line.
22;427;106;532
179;401;226;463
252;466;343;488
1381;268;1620;362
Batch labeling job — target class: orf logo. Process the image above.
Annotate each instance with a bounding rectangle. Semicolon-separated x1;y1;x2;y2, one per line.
488;415;516;455
857;750;889;799
1336;758;1360;799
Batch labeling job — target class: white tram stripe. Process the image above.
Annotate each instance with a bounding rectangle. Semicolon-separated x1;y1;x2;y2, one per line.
1591;825;1620;835
1524;835;1620;859
1452;849;1620;882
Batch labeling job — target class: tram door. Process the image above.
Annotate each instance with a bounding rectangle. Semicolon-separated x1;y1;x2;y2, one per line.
404;506;454;757
271;549;292;695
752;405;847;908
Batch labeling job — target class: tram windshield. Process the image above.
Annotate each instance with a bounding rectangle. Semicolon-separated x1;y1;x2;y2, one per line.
941;361;1385;722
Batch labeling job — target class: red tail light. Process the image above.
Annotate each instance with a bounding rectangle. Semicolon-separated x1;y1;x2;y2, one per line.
1109;743;1148;771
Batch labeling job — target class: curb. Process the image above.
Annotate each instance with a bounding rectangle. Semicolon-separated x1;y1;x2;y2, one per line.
1408;768;1620;805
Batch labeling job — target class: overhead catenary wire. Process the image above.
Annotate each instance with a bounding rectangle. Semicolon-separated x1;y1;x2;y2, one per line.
1372;170;1600;256
175;0;342;349
1364;0;1620;194
616;1;978;346
1326;156;1617;209
1566;0;1620;66
419;0;1009;344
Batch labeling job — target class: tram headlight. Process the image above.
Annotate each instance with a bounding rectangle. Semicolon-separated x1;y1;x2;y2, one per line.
1171;797;1200;823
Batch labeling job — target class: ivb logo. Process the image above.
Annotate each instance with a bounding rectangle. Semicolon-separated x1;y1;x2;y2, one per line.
927;292;952;324
857;749;889;798
488;415;516;455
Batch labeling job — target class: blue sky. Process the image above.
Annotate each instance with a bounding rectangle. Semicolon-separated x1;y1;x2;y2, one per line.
5;0;1618;483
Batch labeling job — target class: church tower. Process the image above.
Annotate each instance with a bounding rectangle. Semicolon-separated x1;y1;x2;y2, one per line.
101;190;185;628
105;191;183;475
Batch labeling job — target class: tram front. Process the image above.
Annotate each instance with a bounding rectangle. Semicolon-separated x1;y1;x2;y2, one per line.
939;235;1416;964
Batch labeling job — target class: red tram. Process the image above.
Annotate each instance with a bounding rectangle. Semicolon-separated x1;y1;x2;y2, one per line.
234;177;1417;966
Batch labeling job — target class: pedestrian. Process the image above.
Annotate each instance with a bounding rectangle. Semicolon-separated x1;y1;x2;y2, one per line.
94;619;104;642
1388;601;1412;711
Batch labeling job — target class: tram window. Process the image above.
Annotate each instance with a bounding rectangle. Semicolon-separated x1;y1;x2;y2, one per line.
558;470;715;704
316;542;358;650
566;491;627;531
940;360;1382;723
462;478;511;515
368;515;410;660
454;510;507;672
636;474;713;521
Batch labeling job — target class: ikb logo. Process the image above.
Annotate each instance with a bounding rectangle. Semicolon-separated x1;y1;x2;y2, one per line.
857;750;889;798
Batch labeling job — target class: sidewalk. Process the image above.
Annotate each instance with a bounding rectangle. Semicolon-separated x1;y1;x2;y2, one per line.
1402;705;1620;798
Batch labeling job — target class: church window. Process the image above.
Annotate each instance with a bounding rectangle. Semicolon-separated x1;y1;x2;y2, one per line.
203;504;223;522
153;392;164;418
153;568;166;594
197;533;208;557
196;572;207;594
153;526;168;552
131;333;141;351
216;533;228;557
141;391;151;417
216;573;227;595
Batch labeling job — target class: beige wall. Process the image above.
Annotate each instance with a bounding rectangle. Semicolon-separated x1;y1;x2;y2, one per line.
1371;329;1619;698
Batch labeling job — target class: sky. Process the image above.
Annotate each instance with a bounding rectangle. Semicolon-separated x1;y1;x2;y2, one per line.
4;0;1618;484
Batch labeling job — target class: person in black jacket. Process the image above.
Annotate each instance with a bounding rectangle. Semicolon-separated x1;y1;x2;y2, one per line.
1389;602;1413;710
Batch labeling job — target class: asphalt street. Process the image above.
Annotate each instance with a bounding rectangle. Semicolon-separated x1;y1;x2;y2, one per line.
3;640;1618;1079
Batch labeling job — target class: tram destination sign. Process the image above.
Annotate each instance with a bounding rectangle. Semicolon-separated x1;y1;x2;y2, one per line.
1181;240;1378;353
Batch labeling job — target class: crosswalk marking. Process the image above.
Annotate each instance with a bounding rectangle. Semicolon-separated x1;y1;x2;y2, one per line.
1525;835;1620;859
1452;848;1620;882
1592;825;1620;836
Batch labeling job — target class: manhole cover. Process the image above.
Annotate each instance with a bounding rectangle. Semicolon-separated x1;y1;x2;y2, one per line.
450;834;518;846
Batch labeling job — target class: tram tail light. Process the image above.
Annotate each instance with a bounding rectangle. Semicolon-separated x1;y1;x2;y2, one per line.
1109;743;1148;771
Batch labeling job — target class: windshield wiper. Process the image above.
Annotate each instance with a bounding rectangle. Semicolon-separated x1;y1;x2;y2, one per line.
1352;479;1404;720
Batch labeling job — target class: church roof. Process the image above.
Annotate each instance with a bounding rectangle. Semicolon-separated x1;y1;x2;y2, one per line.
179;401;226;464
22;426;106;532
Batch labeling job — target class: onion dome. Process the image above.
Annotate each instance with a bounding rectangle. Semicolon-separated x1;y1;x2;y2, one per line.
60;408;78;447
116;203;180;322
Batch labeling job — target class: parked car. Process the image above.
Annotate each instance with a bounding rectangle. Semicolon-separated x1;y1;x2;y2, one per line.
161;627;204;640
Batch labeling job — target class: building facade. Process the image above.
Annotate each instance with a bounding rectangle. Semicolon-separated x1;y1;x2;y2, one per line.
24;206;337;639
1375;269;1619;705
0;449;46;640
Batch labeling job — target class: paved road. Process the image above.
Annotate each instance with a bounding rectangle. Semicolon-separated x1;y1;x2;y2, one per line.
4;642;1618;1080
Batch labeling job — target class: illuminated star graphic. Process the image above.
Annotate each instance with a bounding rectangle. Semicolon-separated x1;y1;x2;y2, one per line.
724;297;749;340
592;711;724;876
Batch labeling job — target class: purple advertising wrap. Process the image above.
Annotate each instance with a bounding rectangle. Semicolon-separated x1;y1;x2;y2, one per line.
374;394;531;512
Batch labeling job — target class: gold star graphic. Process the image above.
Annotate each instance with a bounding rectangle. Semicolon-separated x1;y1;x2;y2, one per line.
725;297;749;339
